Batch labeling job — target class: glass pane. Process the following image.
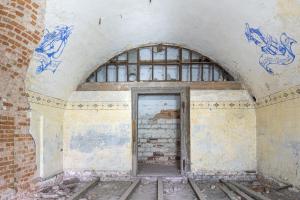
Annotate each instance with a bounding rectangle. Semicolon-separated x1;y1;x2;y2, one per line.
213;66;222;81
139;47;152;61
167;47;179;61
140;65;152;81
182;49;190;62
117;53;127;61
96;66;106;82
87;73;96;82
192;52;201;62
192;64;201;81
167;65;179;81
203;64;211;81
107;65;117;82
128;65;137;81
118;65;127;82
153;65;165;81
182;65;190;81
128;50;137;63
153;46;166;61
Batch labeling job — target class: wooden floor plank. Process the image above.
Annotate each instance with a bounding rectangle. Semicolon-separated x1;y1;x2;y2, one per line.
157;178;163;200
219;180;254;200
119;179;141;200
67;177;100;200
230;181;272;200
188;179;207;200
217;183;240;200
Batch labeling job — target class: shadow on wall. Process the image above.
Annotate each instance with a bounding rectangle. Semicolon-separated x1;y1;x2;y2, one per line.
70;124;130;153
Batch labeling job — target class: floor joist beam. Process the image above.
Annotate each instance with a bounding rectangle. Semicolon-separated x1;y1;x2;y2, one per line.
119;179;141;200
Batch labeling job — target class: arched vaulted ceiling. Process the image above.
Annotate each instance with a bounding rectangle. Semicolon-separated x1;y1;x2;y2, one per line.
26;0;300;100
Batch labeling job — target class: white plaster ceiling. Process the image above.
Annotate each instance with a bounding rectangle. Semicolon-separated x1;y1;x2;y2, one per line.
26;0;300;100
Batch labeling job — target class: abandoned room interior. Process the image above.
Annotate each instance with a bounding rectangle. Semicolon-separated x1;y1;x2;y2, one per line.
1;0;300;199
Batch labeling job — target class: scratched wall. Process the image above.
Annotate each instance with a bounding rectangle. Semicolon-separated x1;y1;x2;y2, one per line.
190;90;257;173
257;87;300;188
63;91;132;172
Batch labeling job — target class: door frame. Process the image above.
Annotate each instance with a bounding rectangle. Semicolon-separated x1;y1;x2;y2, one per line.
131;87;190;176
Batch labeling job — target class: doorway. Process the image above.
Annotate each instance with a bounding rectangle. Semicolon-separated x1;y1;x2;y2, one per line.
132;87;190;176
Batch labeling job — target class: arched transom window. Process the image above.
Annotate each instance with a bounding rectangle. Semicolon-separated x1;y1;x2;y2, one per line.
86;44;234;83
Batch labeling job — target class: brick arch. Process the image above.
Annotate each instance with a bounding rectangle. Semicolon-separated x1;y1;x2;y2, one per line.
0;0;46;199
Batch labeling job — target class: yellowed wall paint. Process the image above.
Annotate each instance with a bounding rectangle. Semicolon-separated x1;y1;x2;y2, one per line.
30;103;64;178
257;98;300;187
63;91;132;172
190;90;257;172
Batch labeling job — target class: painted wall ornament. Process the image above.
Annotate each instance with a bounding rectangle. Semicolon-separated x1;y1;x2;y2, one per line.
245;23;297;74
35;25;73;74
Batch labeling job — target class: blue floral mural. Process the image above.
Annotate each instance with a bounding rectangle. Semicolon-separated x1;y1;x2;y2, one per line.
245;23;297;74
35;25;73;74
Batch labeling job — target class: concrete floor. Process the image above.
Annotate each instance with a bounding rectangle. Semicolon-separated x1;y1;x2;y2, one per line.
138;164;180;176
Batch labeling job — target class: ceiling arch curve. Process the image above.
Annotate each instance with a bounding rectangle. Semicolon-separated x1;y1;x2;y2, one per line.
26;0;300;100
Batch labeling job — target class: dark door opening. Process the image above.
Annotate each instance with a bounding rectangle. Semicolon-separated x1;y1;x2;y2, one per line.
137;94;181;176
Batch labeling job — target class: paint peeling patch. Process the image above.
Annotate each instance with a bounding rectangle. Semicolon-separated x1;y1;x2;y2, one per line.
35;25;73;74
70;124;130;153
245;23;297;74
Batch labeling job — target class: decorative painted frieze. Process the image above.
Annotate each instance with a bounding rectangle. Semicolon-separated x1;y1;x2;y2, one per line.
191;101;255;109
256;85;300;108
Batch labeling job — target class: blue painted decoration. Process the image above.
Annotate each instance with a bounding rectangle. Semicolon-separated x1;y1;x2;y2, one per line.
35;25;73;74
245;23;297;74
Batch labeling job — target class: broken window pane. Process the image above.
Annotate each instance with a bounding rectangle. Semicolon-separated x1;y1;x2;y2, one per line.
153;46;166;61
153;65;165;81
118;65;127;82
87;73;96;82
128;50;137;63
182;49;190;62
107;65;117;82
167;65;179;81
96;66;106;82
203;64;211;81
140;65;152;81
128;65;137;81
167;47;179;61
182;65;190;81
139;47;152;61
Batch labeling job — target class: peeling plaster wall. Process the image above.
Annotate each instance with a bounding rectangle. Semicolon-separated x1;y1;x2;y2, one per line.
29;104;64;179
257;89;300;187
63;91;131;173
190;90;257;173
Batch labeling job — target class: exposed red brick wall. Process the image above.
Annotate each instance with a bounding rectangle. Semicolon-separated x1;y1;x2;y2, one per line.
0;0;45;199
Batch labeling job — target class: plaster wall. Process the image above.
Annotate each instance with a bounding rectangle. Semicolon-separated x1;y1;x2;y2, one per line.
29;103;64;179
26;0;300;100
61;89;256;175
63;91;131;173
190;90;257;173
257;88;300;188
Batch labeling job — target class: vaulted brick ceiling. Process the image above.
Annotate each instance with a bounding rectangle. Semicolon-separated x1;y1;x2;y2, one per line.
26;0;300;99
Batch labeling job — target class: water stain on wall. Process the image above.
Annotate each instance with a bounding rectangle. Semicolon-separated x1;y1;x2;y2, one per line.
70;124;130;153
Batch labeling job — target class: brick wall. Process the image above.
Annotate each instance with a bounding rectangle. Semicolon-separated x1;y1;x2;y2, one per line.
137;95;181;166
138;117;181;166
0;0;45;199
